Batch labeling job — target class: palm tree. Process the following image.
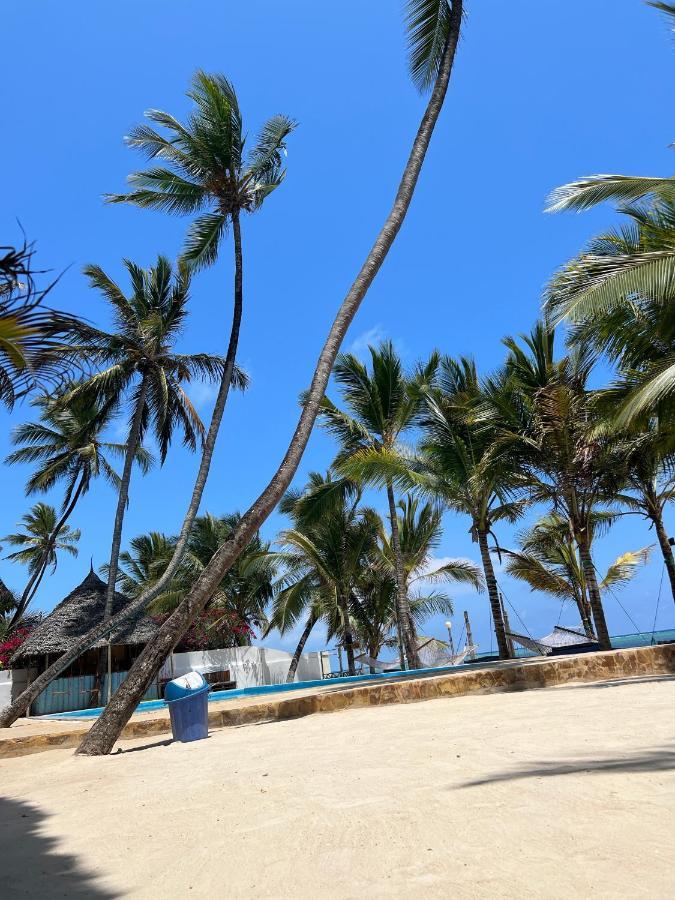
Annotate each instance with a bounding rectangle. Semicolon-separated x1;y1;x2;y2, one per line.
4;385;148;625
351;496;482;667
545;197;675;425
153;513;276;641
0;237;82;409
66;256;226;693
1;0;466;747
611;422;675;601
493;326;618;649
109;532;175;600
502;514;650;636
417;358;524;659
2;503;80;609
84;74;295;658
320;341;439;669
112;515;276;642
270;472;379;678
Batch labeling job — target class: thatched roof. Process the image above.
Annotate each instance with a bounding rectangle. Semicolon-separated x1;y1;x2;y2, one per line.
13;568;157;662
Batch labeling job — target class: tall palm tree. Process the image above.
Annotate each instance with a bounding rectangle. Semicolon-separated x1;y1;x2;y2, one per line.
270;472;379;678
92;74;296;653
2;0;466;747
66;256;226;692
492;326;618;649
4;385;149;625
2;503;80;607
320;341;439;669
502;514;650;636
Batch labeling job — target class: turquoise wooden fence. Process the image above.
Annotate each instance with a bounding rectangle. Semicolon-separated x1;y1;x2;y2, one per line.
32;671;159;716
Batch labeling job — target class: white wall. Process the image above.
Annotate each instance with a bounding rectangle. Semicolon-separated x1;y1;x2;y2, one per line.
0;668;28;712
159;646;324;688
0;647;326;714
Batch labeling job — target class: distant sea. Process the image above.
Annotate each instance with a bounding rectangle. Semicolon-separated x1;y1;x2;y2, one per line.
476;628;675;660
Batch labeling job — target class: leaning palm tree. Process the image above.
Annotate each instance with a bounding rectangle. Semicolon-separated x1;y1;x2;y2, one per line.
1;0;466;749
2;503;80;607
65;256;227;692
503;514;650;636
5;385;148;625
320;341;439;669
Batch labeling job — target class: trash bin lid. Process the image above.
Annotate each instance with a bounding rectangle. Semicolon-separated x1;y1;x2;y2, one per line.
164;671;207;702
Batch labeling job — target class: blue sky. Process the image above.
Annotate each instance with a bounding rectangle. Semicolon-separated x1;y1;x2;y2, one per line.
2;1;673;660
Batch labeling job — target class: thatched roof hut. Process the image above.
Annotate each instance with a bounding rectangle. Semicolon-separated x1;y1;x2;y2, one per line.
13;568;157;665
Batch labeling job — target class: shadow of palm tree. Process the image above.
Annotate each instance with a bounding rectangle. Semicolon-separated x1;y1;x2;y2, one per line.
458;746;675;789
0;796;119;897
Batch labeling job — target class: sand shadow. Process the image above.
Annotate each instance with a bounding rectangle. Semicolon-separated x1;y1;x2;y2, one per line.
458;745;675;789
553;674;675;691
0;796;119;897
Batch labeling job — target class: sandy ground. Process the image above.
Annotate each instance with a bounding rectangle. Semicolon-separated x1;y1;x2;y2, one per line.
2;675;674;899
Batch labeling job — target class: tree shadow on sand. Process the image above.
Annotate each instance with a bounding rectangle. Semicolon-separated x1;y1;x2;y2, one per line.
457;745;675;789
0;796;119;897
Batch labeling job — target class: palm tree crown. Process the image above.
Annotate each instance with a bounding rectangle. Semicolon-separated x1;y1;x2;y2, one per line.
2;503;80;575
66;256;234;461
107;71;296;271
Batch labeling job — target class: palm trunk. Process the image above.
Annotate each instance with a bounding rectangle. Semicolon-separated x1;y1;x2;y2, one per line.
386;482;419;669
100;376;149;701
338;590;356;676
286;614;316;683
576;531;611;650
10;473;88;629
0;210;246;728
651;507;675;604
477;528;510;659
60;6;463;754
575;588;595;640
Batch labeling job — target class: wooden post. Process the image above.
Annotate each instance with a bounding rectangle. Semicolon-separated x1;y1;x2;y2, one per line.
463;611;476;659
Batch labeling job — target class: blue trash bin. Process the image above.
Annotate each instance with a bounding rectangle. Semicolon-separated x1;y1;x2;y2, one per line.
164;672;210;743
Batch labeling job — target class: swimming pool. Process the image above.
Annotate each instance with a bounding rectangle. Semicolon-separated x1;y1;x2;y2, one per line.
42;661;467;720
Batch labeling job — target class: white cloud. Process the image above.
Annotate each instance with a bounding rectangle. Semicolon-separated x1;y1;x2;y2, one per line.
188;379;220;410
347;324;388;357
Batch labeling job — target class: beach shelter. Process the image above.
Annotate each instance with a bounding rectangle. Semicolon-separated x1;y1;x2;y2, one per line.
11;567;158;714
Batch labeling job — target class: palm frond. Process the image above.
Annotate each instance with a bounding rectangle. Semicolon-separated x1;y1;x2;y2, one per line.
546;175;675;213
601;546;652;590
406;0;453;92
181;212;228;271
